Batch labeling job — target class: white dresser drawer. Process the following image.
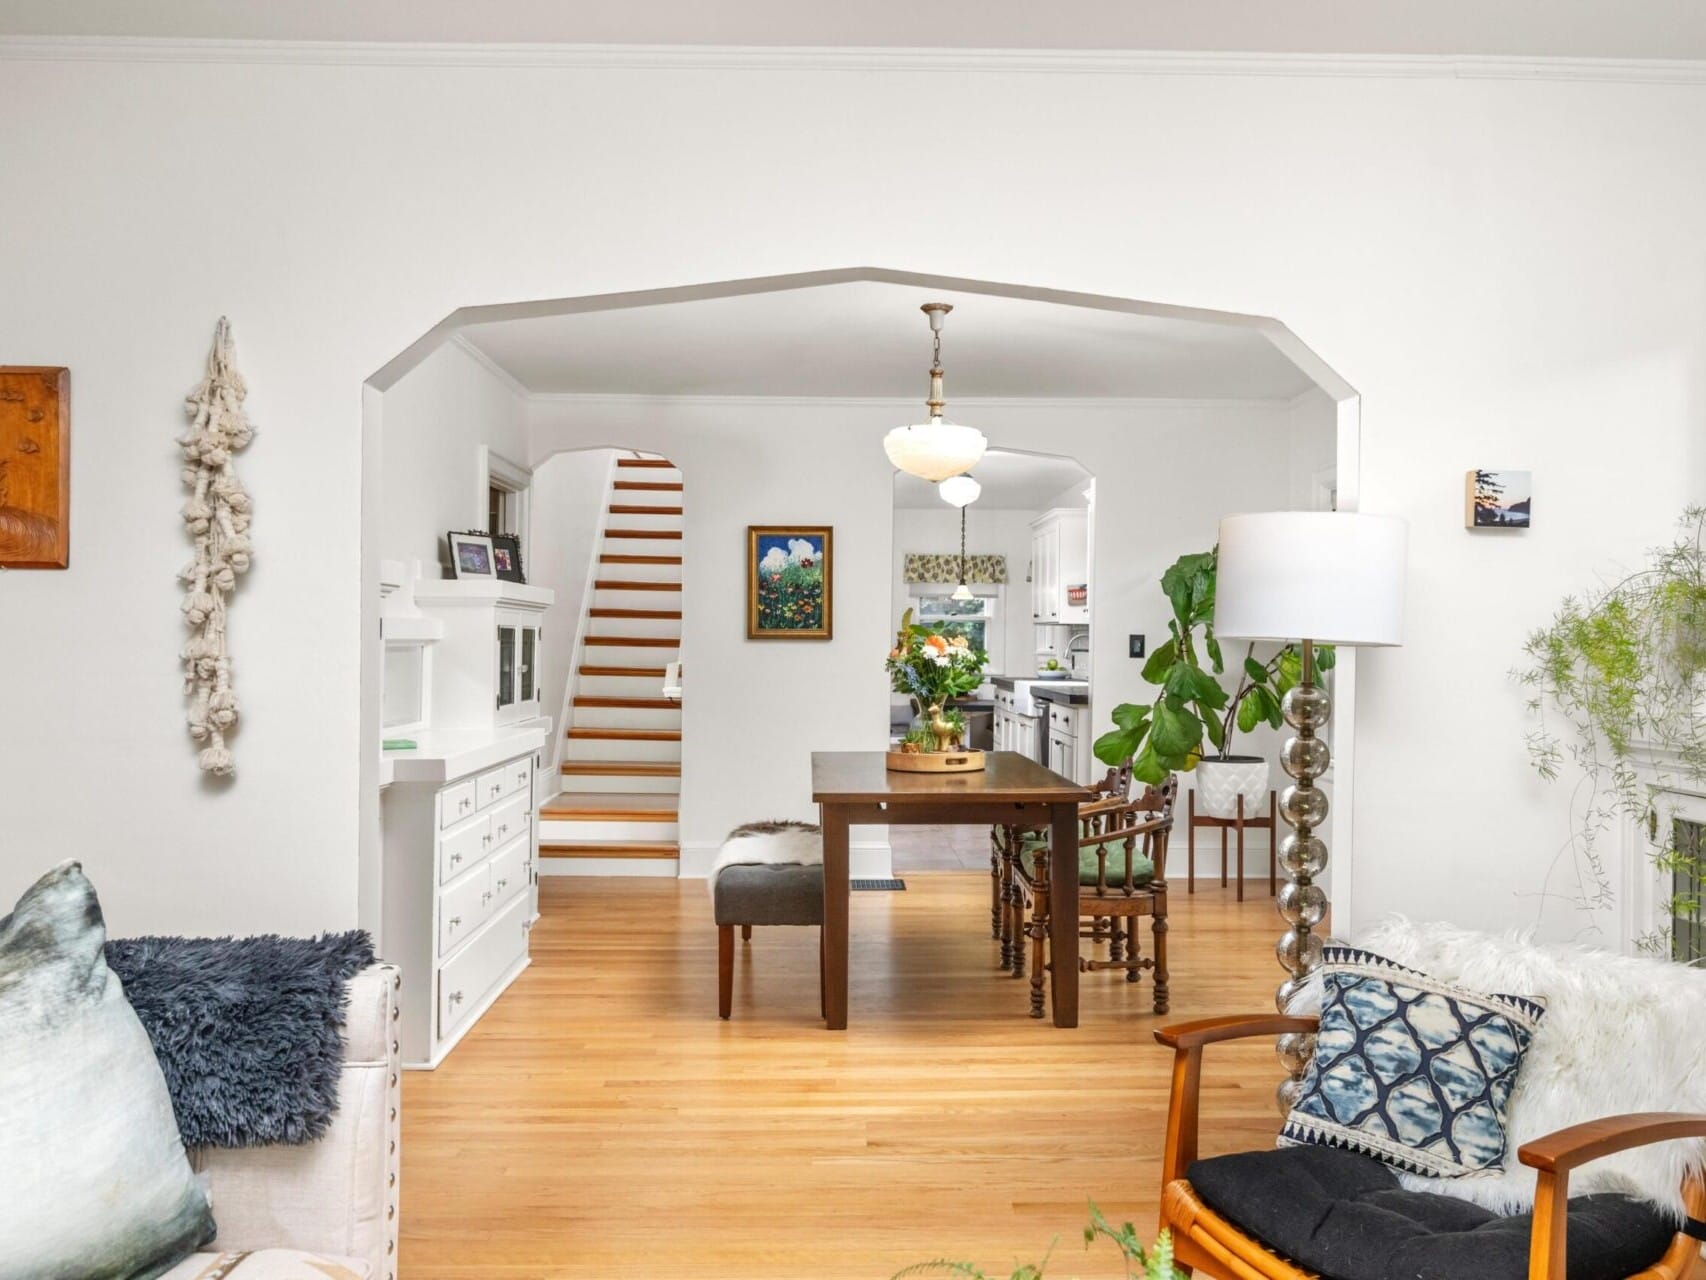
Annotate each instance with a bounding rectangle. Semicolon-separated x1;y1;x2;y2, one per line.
487;792;529;853
438;812;491;885
438;893;529;1040
506;754;533;802
489;835;530;914
440;778;478;829
439;864;492;955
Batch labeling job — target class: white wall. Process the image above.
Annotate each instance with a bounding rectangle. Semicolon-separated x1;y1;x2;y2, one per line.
528;449;617;752
3;47;1702;944
379;340;528;573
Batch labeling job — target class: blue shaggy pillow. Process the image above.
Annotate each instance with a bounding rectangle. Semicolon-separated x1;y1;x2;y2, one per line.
1280;946;1546;1179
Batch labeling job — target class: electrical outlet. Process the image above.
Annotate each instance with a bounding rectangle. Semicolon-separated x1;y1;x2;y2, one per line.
1129;634;1146;659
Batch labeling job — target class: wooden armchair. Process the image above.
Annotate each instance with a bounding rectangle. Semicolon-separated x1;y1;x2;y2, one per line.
1013;775;1177;1018
1153;1015;1706;1280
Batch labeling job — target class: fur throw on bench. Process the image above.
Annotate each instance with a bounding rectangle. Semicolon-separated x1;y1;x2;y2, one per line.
707;820;822;895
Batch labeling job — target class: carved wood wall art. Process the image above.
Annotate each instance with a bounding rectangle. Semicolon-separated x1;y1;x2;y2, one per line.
0;367;70;568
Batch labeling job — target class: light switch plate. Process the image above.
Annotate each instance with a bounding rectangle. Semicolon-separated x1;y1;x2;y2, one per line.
1129;634;1146;659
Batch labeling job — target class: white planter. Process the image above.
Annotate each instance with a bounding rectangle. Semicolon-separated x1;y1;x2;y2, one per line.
1194;755;1271;820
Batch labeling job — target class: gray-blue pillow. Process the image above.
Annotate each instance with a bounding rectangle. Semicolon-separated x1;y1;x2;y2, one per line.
1280;946;1546;1179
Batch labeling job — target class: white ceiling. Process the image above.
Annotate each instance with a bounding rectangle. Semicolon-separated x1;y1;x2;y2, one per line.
893;450;1089;511
3;0;1702;59
459;282;1314;400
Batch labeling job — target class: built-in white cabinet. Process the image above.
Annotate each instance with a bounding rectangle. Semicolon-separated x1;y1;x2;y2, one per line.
412;580;553;730
1042;699;1096;786
382;745;540;1068
1029;509;1089;626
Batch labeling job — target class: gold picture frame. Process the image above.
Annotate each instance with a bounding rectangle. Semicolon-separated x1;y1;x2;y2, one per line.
0;366;70;569
747;525;832;639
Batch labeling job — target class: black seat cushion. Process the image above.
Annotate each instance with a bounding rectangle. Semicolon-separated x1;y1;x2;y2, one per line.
1188;1145;1677;1280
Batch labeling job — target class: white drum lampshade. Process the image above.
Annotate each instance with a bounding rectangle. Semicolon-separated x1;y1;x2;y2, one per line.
1213;512;1407;646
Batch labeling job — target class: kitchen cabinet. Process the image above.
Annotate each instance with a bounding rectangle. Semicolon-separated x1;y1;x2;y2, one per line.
1029;509;1089;625
1041;698;1095;786
992;685;1043;763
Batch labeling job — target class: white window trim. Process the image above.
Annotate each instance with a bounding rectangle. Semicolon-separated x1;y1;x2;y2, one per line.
909;583;1005;674
479;446;533;548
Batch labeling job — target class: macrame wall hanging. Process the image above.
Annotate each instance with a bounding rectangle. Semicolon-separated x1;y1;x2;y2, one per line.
178;317;254;776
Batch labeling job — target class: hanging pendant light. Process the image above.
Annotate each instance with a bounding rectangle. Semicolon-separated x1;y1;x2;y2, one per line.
951;504;975;601
938;474;981;507
883;303;987;482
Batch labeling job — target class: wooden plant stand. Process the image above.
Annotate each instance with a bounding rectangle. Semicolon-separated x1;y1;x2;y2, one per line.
1186;789;1277;902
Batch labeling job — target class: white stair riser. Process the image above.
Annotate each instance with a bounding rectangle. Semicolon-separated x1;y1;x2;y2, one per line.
539;818;679;843
556;771;679;794
606;493;682;512
596;559;681;583
586;615;681;640
594;588;683;612
602;533;684;557
617;466;682;483
583;642;680;661
564;737;681;763
571;706;682;731
605;510;682;533
577;673;672;697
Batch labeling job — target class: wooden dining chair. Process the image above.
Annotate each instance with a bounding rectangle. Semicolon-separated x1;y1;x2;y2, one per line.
1013;774;1177;1018
992;762;1132;976
1152;1014;1706;1280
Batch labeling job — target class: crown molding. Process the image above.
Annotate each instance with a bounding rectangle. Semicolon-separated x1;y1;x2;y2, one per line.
523;390;1302;411
4;37;1706;84
448;333;529;400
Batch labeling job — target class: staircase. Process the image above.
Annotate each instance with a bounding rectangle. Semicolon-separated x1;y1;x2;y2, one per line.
539;457;683;872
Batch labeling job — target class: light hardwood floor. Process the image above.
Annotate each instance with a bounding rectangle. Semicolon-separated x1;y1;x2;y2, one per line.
401;873;1292;1279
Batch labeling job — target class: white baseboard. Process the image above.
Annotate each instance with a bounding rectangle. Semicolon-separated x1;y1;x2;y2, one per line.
537;857;681;877
677;840;893;880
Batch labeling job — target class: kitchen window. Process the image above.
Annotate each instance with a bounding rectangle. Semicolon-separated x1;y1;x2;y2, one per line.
910;587;1002;673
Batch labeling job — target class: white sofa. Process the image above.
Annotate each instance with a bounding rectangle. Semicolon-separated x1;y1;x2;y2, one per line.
161;964;403;1280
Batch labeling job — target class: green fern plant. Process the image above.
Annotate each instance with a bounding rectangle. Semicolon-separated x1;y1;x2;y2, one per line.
893;1203;1185;1280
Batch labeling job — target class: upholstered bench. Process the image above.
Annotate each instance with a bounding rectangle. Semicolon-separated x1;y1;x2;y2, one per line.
712;859;824;1019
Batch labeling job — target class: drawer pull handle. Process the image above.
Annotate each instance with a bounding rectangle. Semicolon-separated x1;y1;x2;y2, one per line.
482;834;492;845
497;824;507;837
497;878;507;889
449;990;464;1005
450;853;462;866
460;798;471;811
490;784;501;796
449;916;461;927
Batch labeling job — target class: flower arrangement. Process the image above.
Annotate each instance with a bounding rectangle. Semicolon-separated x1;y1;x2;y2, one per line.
887;608;988;753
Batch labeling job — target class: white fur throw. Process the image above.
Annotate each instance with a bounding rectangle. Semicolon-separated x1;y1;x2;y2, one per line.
707;821;822;895
1291;916;1706;1218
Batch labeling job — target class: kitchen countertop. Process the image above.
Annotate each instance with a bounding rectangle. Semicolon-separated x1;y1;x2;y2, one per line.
1030;683;1091;707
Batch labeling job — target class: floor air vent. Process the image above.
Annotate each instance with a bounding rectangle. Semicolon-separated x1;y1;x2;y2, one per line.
851;878;906;891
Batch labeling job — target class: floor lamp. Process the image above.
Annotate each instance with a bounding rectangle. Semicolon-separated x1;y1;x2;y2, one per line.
1213;511;1408;1113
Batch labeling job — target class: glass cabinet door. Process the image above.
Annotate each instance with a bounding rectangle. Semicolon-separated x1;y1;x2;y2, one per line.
496;626;517;709
520;627;537;703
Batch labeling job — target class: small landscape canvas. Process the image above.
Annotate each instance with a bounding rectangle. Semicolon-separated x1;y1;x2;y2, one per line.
748;525;832;639
1466;469;1532;529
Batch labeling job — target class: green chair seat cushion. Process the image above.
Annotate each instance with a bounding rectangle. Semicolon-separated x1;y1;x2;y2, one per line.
1018;840;1155;889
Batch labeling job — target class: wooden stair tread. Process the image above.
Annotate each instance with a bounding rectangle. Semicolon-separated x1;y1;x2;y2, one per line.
540;793;678;820
574;696;681;709
606;529;683;540
608;504;684;515
539;840;679;859
590;607;681;619
612;481;683;492
599;554;682;565
594;579;680;592
579;664;666;678
585;635;679;647
561;760;682;777
566;727;681;741
617;458;676;469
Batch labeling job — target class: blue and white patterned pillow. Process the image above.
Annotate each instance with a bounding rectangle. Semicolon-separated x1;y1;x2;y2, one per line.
1280;946;1546;1179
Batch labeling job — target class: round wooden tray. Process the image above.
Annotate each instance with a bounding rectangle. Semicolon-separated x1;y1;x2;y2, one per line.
885;749;987;773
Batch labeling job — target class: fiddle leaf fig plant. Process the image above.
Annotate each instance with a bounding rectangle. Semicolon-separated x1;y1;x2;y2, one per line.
1094;547;1332;785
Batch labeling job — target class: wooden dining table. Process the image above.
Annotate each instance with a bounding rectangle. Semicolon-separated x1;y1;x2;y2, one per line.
811;750;1093;1029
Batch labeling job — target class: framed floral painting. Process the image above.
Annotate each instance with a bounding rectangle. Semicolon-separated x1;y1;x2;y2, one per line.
747;525;832;639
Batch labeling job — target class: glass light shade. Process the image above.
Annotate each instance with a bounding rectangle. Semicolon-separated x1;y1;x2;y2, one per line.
950;581;975;602
883;418;987;483
1214;512;1408;646
938;475;981;507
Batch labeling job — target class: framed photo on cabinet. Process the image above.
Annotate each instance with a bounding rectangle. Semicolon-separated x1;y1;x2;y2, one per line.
447;530;496;578
747;525;832;639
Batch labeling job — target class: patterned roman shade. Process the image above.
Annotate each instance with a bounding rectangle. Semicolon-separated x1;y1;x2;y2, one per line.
903;553;1007;585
